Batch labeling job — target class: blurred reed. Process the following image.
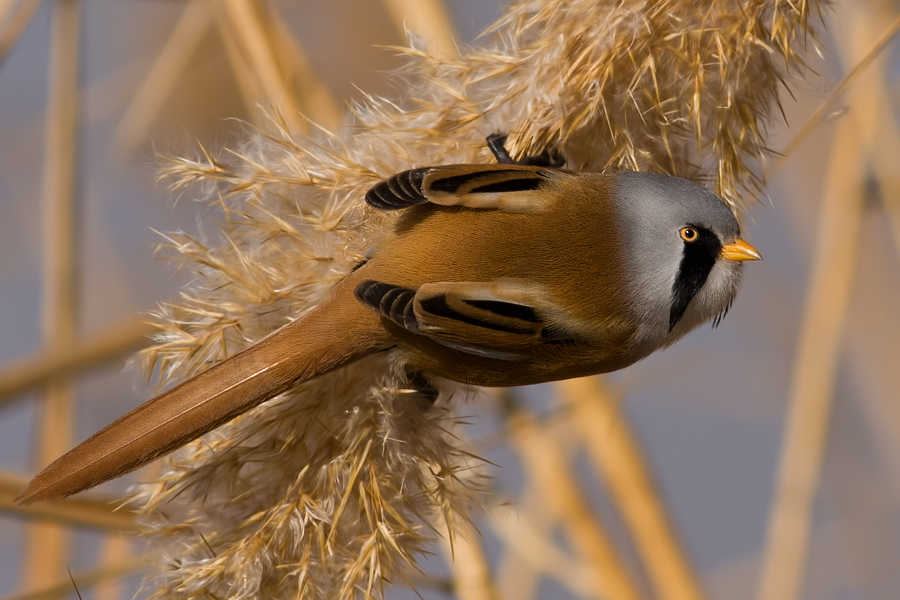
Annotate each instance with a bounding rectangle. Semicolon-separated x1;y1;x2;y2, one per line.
22;0;80;590
113;0;214;154
0;471;133;531
758;5;900;600
556;377;705;600
3;559;146;600
0;0;38;65
505;398;643;600
0;319;154;405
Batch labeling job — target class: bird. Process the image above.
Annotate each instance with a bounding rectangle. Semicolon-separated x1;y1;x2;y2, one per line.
19;135;760;504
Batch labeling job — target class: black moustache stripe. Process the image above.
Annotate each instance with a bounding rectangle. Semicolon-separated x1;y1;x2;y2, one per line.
670;227;722;331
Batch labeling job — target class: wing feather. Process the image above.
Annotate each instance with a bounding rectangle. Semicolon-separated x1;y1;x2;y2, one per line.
355;278;570;360
366;165;566;213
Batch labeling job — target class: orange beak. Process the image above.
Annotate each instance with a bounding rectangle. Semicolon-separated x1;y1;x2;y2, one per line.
720;238;762;262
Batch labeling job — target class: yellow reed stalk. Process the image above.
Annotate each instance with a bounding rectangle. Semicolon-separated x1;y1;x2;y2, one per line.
381;0;458;58
838;3;900;500
0;558;146;600
0;0;39;65
267;11;342;131
0;318;153;405
507;404;643;600
490;497;600;599
756;105;864;600
113;0;213;153
0;472;134;531
493;490;549;600
438;512;500;600
214;5;259;119
93;535;132;600
217;0;304;133
771;12;900;173
755;9;876;600
848;11;900;255
0;0;14;23
21;0;80;590
557;377;706;600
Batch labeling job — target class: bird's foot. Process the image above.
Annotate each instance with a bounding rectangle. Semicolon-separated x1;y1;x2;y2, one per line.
404;369;440;408
486;133;565;168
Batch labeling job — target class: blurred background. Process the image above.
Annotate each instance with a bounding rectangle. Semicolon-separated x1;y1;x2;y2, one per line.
1;1;900;599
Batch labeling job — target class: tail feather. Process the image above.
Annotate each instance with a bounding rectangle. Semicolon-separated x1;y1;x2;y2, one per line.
18;294;380;504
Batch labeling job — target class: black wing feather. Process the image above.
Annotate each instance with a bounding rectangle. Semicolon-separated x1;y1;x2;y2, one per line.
366;169;429;210
355;280;421;332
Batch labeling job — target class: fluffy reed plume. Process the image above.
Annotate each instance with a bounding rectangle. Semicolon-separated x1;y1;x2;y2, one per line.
131;1;820;598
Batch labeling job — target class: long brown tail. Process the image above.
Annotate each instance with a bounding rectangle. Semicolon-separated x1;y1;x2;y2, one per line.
18;290;382;504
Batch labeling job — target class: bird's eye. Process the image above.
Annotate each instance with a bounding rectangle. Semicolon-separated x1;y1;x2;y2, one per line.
680;227;698;242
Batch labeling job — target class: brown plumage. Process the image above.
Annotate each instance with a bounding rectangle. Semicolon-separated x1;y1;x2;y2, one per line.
19;152;760;504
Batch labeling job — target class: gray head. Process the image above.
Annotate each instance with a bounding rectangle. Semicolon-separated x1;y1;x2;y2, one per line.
611;170;760;349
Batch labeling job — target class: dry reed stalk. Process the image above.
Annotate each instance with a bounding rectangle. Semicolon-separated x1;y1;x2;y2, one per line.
0;319;153;404
130;2;821;597
0;0;39;65
267;13;342;131
94;535;132;600
214;8;260;119
756;116;862;600
0;559;146;600
21;0;80;590
0;0;14;23
841;1;900;499
506;404;643;600
755;10;874;600
217;0;304;133
438;511;499;600
770;11;900;174
382;0;458;59
846;11;900;256
490;492;600;599
0;471;134;530
556;377;706;600
493;490;550;600
113;0;213;153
